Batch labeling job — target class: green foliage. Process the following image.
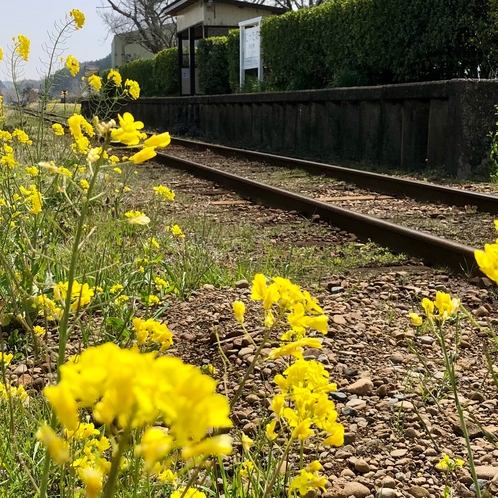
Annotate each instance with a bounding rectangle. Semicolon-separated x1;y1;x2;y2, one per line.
261;0;498;91
117;48;179;97
153;47;179;96
197;37;231;95
119;58;156;96
227;29;240;92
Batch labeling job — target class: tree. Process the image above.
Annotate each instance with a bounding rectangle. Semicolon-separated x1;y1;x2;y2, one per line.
98;0;177;54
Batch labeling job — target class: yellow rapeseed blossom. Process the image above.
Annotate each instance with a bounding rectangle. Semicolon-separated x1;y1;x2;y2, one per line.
0;47;3;62
66;55;80;76
14;35;30;61
19;184;42;214
171;489;206;498
53;280;94;312
233;301;245;324
129;146;156;164
69;9;86;29
52;123;64;136
125;210;150;225
80;179;90;190
421;292;459;323
133;317;173;351
0;352;13;366
134;427;173;471
111;112;145;146
78;467;103;498
124;79;140;99
42;343;233;459
35;424;70;464
268;337;322;360
144;132;171;148
107;69;122;87
88;74;102;92
241;433;253;451
409;312;423;326
13;129;32;144
265;420;278;441
166;224;185;238
25;166;39;176
153;184;175;201
33;325;46;336
289;469;327;496
436;454;465;471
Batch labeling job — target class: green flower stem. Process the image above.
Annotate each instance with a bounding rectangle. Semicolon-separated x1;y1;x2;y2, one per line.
436;323;481;498
56;141;108;370
103;426;132;498
262;435;293;498
229;327;271;410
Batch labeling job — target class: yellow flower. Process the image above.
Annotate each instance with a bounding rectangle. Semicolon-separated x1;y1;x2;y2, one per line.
171;489;206;498
0;47;3;62
52;123;65;136
124;79;140;99
240;460;255;478
135;427;173;471
35;424;70;464
409;312;423;326
13;129;32;144
66;55;79;77
166;224;185;238
289;469;327;496
113;167;122;174
265;420;278;441
107;69;122;87
292;419;314;440
15;35;30;61
69;9;86;29
129;146;156;164
181;434;232;460
67;114;94;139
78;467;103;498
64;422;99;440
109;284;123;294
53;280;94;312
19;184;42;214
144;132;171;148
153;184;175;201
25;166;39;176
268;338;322;360
111;112;145;146
125;210;150;225
88;74;102;92
33;325;45;336
44;383;80;431
233;301;245;324
241;433;253;451
0;353;13;366
80;179;90;190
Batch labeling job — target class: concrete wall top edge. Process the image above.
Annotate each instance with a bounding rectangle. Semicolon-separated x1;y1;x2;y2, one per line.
126;79;496;105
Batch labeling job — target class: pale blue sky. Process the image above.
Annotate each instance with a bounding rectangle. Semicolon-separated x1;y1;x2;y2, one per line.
0;1;111;81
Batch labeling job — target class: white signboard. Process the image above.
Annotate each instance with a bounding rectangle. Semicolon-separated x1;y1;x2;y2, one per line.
239;17;263;87
244;26;260;69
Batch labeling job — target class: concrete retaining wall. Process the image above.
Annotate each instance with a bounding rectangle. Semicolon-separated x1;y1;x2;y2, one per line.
83;79;498;177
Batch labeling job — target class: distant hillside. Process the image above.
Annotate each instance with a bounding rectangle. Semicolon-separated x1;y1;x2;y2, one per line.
0;54;112;98
50;53;112;96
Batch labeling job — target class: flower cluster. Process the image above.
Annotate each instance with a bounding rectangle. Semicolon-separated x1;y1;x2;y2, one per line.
54;280;94;312
475;220;498;283
14;34;30;61
40;343;233;470
271;359;344;446
133;317;173;351
289;461;327;496
409;291;460;325
65;54;79;77
69;9;85;29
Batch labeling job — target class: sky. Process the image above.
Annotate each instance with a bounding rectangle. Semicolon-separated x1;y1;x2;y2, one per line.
0;0;112;81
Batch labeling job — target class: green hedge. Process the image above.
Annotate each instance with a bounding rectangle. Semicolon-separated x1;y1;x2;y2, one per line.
227;30;240;92
119;59;155;96
117;47;179;97
197;37;231;94
153;48;179;96
261;0;498;90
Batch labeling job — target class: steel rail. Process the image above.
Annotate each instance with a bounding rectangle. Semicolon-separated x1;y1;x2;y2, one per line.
155;151;480;276
171;137;498;215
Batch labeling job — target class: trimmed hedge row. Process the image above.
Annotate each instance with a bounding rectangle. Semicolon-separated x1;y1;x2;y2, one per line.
261;0;498;90
197;37;231;94
118;47;179;97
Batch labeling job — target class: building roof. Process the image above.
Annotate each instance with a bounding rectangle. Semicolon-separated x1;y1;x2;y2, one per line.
163;0;287;16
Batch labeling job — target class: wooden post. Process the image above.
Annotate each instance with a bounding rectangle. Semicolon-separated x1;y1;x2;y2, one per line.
189;26;195;96
177;31;183;96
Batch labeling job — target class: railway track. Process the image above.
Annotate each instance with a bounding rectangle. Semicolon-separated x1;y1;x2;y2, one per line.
23;109;498;277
